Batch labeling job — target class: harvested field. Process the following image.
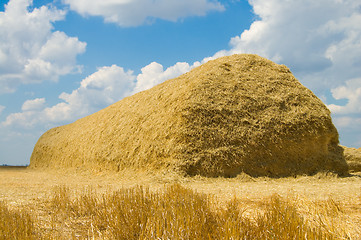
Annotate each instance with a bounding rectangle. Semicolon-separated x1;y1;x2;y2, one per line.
1;167;360;239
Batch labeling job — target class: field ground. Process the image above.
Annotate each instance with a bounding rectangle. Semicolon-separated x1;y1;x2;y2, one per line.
1;166;361;238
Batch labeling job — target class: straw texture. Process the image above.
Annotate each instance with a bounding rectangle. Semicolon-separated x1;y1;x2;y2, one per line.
342;146;361;172
30;54;348;177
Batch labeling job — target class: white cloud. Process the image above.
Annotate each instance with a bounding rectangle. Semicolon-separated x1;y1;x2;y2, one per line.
331;115;361;148
217;0;361;92
44;65;136;122
328;78;361;114
0;0;86;94
332;116;361;129
327;78;361;147
63;0;224;26
1;65;136;128
0;105;5;115
2;111;38;128
133;61;200;93
21;98;46;111
1;60;199;129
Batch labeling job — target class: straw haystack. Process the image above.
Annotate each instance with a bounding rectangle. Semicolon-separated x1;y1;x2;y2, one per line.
342;146;361;172
30;54;348;177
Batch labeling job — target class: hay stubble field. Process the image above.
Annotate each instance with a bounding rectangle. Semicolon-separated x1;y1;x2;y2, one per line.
1;166;361;239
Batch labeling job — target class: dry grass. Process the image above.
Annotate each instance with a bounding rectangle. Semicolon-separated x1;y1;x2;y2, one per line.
0;201;36;239
1;168;360;239
1;184;355;239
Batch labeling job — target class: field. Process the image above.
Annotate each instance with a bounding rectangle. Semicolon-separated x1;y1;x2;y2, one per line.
1;166;361;239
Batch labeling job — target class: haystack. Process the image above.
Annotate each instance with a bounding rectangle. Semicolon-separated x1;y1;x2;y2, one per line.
30;54;348;177
342;146;361;172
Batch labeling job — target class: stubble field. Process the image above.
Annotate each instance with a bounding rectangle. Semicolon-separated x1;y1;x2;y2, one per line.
1;166;361;239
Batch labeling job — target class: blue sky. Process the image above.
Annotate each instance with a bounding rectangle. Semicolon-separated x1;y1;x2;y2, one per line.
1;0;361;165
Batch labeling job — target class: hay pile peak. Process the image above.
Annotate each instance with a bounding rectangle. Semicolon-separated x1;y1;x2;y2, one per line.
30;54;348;177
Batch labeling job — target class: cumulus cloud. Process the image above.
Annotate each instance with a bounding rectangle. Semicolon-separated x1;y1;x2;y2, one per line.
2;111;39;129
0;105;5;115
133;61;200;93
330;114;361;146
63;0;224;26
326;78;361;146
44;65;136;122
21;98;46;111
1;60;198;129
332;116;361;129
218;0;361;91
0;0;86;94
2;65;136;128
327;78;361;114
